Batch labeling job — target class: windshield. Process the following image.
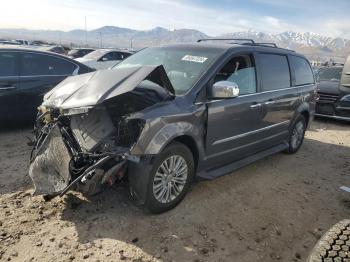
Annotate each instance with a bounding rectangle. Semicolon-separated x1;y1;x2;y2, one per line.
317;67;343;82
83;50;107;60
114;47;224;95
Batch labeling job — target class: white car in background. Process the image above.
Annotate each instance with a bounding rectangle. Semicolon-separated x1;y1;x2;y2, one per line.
76;49;133;70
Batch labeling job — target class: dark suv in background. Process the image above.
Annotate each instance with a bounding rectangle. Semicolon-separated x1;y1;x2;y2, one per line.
30;39;316;213
0;46;94;122
315;55;350;121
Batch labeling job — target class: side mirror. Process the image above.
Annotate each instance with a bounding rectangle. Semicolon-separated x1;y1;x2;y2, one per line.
211;81;239;99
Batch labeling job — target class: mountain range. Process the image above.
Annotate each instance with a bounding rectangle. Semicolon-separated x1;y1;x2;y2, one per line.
0;26;349;61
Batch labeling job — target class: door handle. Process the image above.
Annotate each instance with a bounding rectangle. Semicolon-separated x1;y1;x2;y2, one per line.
0;86;16;91
265;100;275;105
250;103;262;109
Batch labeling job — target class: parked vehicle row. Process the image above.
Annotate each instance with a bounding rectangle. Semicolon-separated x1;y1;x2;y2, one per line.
67;48;95;59
0;46;94;121
75;48;133;70
314;56;350;121
29;39;317;213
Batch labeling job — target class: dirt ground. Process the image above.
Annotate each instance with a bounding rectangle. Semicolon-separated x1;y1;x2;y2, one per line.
0;119;349;262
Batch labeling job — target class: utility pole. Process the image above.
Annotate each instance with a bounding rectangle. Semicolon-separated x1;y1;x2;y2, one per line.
99;32;102;48
85;16;87;47
130;39;133;50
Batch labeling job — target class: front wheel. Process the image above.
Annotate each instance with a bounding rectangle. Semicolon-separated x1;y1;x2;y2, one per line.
144;142;194;214
285;115;306;154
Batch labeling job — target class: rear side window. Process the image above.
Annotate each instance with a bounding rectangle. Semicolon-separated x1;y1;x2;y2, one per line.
21;53;77;76
260;54;291;91
0;52;18;77
101;52;120;61
290;56;314;85
121;52;131;59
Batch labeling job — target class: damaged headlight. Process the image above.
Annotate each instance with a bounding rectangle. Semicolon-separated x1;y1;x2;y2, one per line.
61;107;91;116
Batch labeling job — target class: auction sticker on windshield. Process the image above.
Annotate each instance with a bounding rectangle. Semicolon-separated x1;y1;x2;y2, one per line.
182;55;208;63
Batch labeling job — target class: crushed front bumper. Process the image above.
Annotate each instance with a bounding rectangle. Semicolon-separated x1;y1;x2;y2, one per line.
29;123;128;199
29;124;71;195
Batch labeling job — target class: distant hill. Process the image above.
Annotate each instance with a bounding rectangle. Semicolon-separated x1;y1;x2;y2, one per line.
0;26;349;61
222;30;350;62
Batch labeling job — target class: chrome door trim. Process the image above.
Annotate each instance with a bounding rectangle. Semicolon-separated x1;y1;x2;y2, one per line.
0;86;17;91
264;100;275;105
212;120;290;146
250;103;262;109
207;130;289;160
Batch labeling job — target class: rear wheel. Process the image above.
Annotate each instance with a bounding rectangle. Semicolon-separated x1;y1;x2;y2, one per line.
144;142;194;214
285;115;306;154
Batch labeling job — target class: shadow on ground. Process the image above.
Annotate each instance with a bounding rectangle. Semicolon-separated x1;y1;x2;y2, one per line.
58;137;350;261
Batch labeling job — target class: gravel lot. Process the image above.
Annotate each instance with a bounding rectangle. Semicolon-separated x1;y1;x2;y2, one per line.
0;119;349;262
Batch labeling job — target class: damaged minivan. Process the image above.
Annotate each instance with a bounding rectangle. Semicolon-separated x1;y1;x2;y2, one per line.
30;40;317;213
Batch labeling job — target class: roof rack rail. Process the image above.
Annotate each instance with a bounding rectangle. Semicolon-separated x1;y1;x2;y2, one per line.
254;42;278;48
196;38;295;52
197;38;255;44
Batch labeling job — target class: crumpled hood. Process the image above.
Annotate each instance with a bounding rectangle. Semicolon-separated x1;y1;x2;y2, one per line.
42;65;174;109
317;80;340;95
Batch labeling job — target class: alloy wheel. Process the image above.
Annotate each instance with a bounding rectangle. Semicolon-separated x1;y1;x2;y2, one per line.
152;155;188;204
290;121;304;149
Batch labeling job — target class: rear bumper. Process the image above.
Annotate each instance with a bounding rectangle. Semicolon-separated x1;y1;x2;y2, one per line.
315;101;350;122
315;113;350;121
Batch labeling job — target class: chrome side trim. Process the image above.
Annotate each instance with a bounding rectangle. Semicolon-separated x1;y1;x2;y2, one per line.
250;103;262;108
207;130;289;160
212;120;290;146
0;86;16;90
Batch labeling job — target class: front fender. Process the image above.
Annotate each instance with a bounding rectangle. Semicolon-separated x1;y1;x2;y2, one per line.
131;121;202;155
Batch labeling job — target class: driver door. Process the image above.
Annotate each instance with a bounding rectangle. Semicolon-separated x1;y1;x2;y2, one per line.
204;53;267;170
0;51;20;120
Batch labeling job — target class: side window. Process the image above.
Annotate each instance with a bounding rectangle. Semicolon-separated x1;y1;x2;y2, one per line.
121;52;131;60
214;54;257;95
101;52;119;61
22;53;77;76
260;54;291;91
0;52;18;77
290;56;314;86
114;52;123;60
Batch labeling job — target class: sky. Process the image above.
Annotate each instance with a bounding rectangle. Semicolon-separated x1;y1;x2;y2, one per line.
1;0;350;38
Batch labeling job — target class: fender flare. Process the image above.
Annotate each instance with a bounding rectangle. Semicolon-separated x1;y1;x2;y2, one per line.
140;121;203;155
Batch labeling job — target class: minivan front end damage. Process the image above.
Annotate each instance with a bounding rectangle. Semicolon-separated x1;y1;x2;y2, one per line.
29;65;174;199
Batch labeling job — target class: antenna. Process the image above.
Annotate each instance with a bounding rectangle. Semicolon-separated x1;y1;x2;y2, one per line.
84;16;87;47
99;32;102;48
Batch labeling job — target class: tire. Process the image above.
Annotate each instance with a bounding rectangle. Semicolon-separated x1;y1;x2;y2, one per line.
144;142;194;214
285;115;306;154
308;219;350;262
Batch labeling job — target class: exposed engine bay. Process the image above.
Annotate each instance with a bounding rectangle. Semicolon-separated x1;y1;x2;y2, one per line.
29;65;174;199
